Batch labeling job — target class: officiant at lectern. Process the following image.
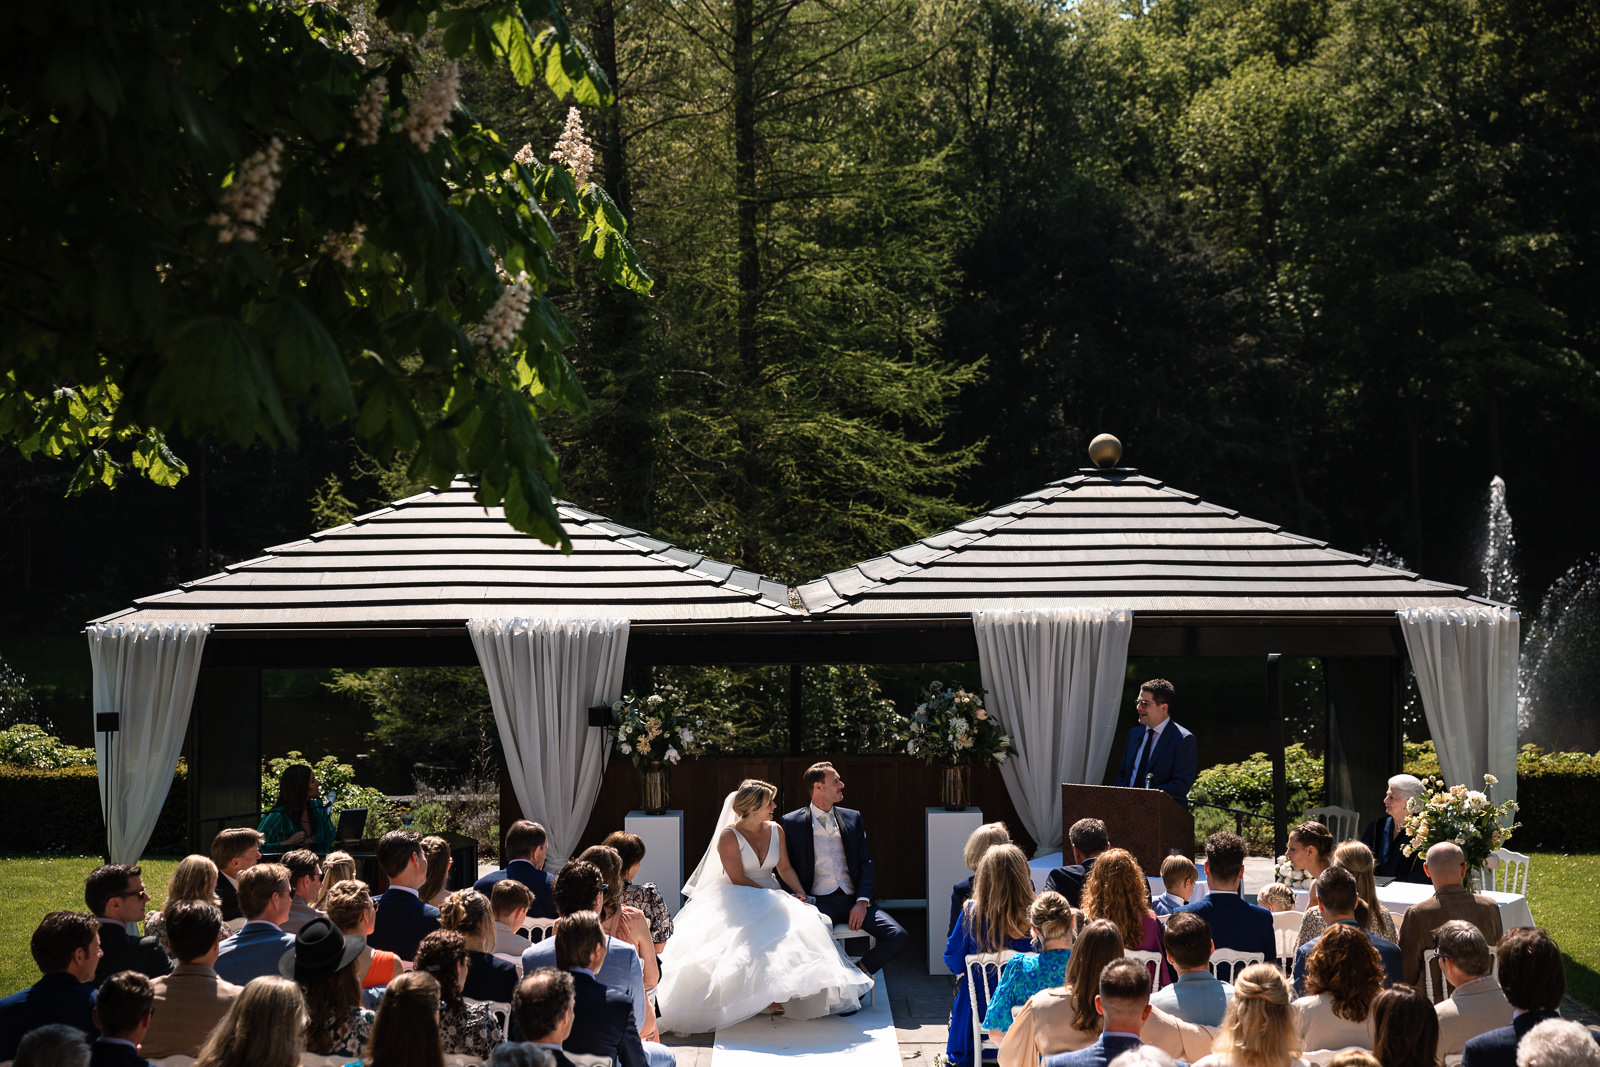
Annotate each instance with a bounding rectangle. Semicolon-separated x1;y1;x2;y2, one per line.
1113;679;1197;807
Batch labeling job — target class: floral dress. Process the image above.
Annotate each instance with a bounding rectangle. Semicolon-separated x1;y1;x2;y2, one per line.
1294;903;1397;948
624;881;675;945
980;948;1071;1033
313;1006;375;1058
440;999;503;1059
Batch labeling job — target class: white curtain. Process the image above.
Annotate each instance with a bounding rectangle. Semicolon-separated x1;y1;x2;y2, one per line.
1397;606;1520;807
973;606;1134;853
468;617;629;862
88;622;211;863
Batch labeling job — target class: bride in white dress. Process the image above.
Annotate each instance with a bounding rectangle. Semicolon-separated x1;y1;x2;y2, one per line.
654;779;875;1033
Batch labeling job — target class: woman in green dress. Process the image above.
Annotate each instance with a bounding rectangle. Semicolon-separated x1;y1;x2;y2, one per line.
259;763;337;851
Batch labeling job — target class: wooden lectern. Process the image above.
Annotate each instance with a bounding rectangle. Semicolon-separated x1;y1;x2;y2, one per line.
1061;784;1194;873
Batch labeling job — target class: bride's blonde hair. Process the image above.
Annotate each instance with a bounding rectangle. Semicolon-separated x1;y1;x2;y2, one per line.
732;779;777;818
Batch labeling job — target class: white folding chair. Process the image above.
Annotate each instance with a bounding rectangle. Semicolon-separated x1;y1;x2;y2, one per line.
966;950;1018;1062
1486;848;1529;896
832;923;877;1007
494;951;525;976
1303;806;1359;843
565;1055;613;1067
466;997;513;1039
1275;925;1299;974
1124;949;1164;992
442;1056;483;1067
523;916;556;944
1209;948;1264;984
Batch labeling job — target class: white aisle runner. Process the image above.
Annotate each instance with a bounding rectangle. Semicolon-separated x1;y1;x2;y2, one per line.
710;974;900;1067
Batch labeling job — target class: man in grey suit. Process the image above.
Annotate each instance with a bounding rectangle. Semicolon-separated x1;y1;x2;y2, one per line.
213;864;296;985
278;849;326;935
1433;921;1512;1062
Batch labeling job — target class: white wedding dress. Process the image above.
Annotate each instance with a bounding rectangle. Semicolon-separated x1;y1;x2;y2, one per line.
654;810;874;1033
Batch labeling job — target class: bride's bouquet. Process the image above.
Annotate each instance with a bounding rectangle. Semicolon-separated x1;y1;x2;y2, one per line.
901;681;1012;767
609;686;704;769
1400;773;1519;872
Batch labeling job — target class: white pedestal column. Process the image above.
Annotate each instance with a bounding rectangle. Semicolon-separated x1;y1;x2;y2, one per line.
927;806;984;974
625;810;686;916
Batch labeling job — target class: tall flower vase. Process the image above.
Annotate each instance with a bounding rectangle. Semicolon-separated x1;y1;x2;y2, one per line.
940;765;971;811
640;763;670;816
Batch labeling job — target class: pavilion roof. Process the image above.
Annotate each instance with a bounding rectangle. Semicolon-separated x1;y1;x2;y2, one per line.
795;467;1498;617
88;480;796;627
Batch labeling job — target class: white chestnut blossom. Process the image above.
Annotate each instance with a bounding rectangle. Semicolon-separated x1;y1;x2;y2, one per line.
320;221;365;268
467;269;532;353
403;60;459;151
513;142;537;167
550;107;595;185
354;77;388;146
209;137;284;243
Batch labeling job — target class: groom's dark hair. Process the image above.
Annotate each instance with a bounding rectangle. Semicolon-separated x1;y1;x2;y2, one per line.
802;762;835;790
552;860;604;917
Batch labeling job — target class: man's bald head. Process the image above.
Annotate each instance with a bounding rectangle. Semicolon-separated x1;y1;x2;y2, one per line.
1425;842;1465;885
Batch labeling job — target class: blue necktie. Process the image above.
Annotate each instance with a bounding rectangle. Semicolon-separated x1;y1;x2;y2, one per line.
1134;727;1155;786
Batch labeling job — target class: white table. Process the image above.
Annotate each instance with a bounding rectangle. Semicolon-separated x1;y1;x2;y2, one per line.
1027;851;1209;905
1291;881;1534;930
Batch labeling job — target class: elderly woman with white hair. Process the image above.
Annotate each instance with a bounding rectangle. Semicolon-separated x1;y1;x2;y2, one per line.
1359;773;1429;882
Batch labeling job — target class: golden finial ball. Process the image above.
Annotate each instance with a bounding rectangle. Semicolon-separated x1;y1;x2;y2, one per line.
1088;433;1123;468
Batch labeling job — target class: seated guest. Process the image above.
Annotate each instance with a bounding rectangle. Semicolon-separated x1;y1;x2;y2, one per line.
0;911;104;1059
441;888;518;1003
520;860;660;1055
1177;832;1276;962
1154;856;1198;917
1291;867;1402;994
278;849;327;934
213;863;297;985
368;829;442;961
476;820;557;920
326;879;407;989
139;901;240;1059
1151;912;1231;1027
512;968;579;1067
1433;921;1513;1061
488;1044;560;1067
1287;822;1335;910
13;1023;91;1067
579;845;660;993
983;890;1075;1042
363;971;447;1067
1292;923;1383;1051
1043;959;1155;1067
1360;775;1429;883
1083;849;1165;965
947;844;1038;1067
493;879;536;956
1192;963;1309;1067
258;763;336;852
421;835;454;909
144;854;219;948
1398;842;1504;998
952;822;1014;934
87;971;153;1067
1257;884;1296;914
317;850;357;909
555;911;647;1067
208;828;262;922
282;916;373;1058
1463;928;1600;1067
1294;842;1398;949
84;864;169;985
604;830;675;950
1372;985;1437;1067
1518;1019;1600;1067
193;974;306;1067
414;930;503;1061
1108;1051;1178;1067
1046;819;1111;909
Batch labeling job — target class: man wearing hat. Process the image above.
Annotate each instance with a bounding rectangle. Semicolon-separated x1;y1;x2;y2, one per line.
280;917;374;1059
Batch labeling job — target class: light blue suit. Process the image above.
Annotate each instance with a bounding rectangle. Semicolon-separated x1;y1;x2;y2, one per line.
214;921;295;985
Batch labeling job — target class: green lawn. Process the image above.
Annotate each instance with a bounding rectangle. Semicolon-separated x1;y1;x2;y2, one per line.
1518;852;1600;1011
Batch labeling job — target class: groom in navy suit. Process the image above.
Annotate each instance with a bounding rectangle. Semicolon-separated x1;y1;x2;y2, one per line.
781;762;909;975
1114;678;1197;807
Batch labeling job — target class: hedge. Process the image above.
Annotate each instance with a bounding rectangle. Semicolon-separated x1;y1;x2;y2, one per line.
0;765;188;855
1400;741;1598;852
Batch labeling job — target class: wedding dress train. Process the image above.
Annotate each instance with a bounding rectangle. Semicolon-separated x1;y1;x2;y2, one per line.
654;808;874;1033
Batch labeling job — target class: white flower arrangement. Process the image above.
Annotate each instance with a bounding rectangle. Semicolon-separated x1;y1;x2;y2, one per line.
608;686;703;771
900;682;1011;768
1401;772;1519;872
1274;855;1312;889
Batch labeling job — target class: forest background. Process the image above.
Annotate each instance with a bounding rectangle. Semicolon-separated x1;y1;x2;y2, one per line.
3;0;1598;789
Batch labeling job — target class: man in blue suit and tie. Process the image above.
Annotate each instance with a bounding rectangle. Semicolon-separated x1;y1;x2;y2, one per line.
474;819;557;920
213;864;297;985
1044;959;1153;1067
1462;927;1600;1067
1176;831;1276;961
1114;679;1197;807
368;829;441;962
781;761;909;975
1291;867;1403;995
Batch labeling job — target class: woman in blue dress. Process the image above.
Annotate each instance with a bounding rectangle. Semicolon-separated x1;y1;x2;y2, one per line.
981;889;1074;1044
943;843;1036;1066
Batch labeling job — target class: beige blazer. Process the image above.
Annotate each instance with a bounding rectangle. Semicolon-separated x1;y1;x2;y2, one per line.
1434;975;1513;1062
1293;992;1375;1053
1397;886;1503;993
998;986;1215;1067
282;897;326;935
140;963;243;1058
